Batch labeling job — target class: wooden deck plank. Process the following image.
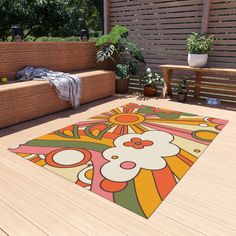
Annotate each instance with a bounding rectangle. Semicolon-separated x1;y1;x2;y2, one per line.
0;178;86;236
0;200;46;236
0;163;126;236
0;150;165;236
167;193;236;231
1;96;236;235
155;203;236;235
0;229;8;236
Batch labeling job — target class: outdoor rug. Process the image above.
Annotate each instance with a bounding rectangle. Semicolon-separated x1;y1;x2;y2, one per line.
9;103;228;218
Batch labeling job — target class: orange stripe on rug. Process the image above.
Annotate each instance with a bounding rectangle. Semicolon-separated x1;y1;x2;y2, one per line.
165;156;191;179
180;149;198;163
134;169;162;218
152;166;177;200
177;153;193;166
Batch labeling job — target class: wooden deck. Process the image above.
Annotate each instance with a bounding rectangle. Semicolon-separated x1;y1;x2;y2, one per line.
1;95;236;236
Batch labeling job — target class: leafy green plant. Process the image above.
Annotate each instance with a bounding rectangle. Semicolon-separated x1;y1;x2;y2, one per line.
187;32;215;54
176;79;189;94
96;25;145;79
115;64;130;79
140;68;163;88
128;61;138;75
96;44;116;62
96;25;128;46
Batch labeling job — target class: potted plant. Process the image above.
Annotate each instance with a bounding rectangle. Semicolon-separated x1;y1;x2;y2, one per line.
176;79;189;102
115;64;130;93
96;25;145;93
186;32;215;68
140;68;163;97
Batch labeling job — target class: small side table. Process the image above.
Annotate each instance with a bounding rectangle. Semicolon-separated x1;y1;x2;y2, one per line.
159;64;236;98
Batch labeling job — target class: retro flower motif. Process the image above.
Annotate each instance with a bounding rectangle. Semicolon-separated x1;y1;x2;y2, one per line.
101;130;180;182
123;137;153;149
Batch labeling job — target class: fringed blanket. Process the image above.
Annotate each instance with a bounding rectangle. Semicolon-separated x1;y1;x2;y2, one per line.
16;67;81;109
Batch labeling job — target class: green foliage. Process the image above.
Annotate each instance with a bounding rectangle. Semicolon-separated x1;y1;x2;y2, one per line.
115;62;138;79
24;36;36;41
36;37;67;42
176;79;189;94
96;44;116;62
0;0;103;41
115;64;130;79
58;0;103;38
89;30;102;39
35;36;81;42
24;35;97;42
63;36;81;42
96;25;128;46
140;68;163;88
96;25;145;79
186;32;215;54
121;39;145;63
128;61;138;75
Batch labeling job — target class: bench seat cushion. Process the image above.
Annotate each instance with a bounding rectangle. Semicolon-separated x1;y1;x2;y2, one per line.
0;70;115;128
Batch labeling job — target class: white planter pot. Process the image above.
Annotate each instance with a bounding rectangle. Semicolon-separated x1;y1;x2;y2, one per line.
188;54;208;68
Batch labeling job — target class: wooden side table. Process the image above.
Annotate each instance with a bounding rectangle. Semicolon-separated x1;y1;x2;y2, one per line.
159;64;236;98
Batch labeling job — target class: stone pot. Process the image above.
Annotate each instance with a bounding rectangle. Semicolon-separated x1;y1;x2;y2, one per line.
144;86;157;97
177;92;187;102
188;53;208;68
115;77;130;93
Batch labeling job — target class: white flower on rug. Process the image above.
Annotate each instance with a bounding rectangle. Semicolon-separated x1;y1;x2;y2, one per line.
101;130;180;182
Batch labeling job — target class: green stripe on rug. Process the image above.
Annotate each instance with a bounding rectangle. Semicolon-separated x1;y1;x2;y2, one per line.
25;140;110;152
114;179;146;218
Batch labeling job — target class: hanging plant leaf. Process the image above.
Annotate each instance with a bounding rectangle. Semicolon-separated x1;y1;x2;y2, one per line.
96;44;115;62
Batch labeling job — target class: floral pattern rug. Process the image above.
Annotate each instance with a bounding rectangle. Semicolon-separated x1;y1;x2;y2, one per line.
9;103;228;218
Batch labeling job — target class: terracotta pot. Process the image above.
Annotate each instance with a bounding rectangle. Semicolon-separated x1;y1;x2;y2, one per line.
144;86;157;97
177;92;187;102
115;78;130;93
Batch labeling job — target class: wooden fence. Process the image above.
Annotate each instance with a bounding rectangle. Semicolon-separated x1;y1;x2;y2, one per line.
106;0;236;103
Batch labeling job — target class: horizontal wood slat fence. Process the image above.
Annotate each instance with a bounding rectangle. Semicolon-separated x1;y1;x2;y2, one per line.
107;0;236;103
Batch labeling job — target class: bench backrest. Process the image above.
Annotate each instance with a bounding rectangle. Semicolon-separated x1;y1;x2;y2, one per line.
0;41;110;80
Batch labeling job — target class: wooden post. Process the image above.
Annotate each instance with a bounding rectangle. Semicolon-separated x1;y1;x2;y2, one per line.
195;72;202;98
162;68;173;98
201;0;211;34
103;0;109;34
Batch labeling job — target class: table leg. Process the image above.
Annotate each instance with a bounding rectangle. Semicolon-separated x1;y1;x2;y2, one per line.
195;72;202;98
162;69;173;98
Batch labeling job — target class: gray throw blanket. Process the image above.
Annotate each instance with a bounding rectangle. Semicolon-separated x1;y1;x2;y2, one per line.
16;67;81;109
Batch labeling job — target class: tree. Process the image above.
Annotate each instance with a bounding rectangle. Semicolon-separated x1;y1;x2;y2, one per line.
0;0;103;41
59;0;103;37
0;0;24;41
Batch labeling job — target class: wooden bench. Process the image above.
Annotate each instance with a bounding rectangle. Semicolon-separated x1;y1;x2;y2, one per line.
0;42;115;128
159;64;236;98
